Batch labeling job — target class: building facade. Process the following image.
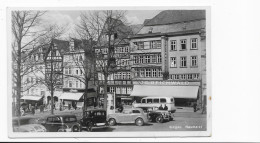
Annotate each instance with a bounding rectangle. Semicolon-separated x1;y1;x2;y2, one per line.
129;10;206;107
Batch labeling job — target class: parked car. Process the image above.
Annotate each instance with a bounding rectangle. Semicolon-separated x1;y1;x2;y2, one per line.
107;108;148;126
140;107;174;123
41;114;81;132
148;110;172;123
80;109;108;132
12;117;47;132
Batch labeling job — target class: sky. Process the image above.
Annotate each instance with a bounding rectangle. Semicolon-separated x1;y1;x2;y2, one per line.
40;10;162;38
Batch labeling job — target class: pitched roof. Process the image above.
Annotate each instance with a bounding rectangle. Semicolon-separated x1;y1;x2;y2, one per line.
129;24;143;35
144;10;206;26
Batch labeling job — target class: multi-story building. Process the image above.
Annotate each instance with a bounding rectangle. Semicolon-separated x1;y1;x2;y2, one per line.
129;10;206;107
95;18;137;107
62;38;97;108
20;46;48;106
44;39;69;105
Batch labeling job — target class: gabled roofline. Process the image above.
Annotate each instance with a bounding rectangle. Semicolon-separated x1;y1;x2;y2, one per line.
129;29;202;39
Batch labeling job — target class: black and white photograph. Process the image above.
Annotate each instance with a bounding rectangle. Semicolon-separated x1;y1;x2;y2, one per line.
8;8;210;137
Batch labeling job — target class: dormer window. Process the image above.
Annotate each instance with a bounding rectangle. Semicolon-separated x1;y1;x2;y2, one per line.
148;27;153;33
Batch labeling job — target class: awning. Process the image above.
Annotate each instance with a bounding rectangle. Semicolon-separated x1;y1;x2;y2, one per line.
59;92;97;101
130;85;199;99
59;92;83;101
21;95;43;101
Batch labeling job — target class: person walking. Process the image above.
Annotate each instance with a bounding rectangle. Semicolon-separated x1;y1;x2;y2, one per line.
193;102;197;112
31;106;35;115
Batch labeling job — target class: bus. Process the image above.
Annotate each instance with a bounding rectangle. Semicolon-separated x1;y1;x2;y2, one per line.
132;97;176;113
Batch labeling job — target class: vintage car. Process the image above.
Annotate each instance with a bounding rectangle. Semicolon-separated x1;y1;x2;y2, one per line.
80;109;108;132
41;114;81;132
12;117;47;132
148;110;172;123
107;108;148;126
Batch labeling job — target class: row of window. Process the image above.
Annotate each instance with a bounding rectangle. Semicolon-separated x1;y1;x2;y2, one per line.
95;46;130;54
170;38;198;51
64;80;85;88
107;86;133;94
133;68;163;78
133;54;162;64
114;72;131;80
170;56;198;68
64;68;84;75
28;88;45;96
133;40;161;50
169;73;200;80
29;54;44;61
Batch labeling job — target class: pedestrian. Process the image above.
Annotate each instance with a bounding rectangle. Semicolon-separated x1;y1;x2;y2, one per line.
28;104;31;112
118;103;124;112
163;104;168;110
31;106;35;115
74;102;77;110
35;103;38;110
193;102;197;112
158;104;163;110
59;102;62;111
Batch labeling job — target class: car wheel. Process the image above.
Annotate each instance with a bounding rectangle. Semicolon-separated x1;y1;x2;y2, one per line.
135;118;144;126
156;116;164;123
72;125;80;132
108;118;116;126
87;122;93;132
58;128;66;132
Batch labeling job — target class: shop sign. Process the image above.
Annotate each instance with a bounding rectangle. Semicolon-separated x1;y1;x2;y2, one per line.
134;81;191;86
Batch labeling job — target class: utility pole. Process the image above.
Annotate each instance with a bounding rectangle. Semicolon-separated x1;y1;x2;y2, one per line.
50;44;54;115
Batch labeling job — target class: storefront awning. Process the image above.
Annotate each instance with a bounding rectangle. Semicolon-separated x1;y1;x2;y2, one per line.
59;92;83;101
59;92;97;101
130;85;199;99
21;95;43;101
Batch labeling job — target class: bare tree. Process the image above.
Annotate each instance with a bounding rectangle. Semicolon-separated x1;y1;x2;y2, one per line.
76;10;133;111
12;10;67;116
12;11;46;117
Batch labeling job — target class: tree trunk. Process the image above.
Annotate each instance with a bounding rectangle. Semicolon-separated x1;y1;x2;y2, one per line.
16;40;22;126
103;74;108;110
83;79;88;112
50;46;54;115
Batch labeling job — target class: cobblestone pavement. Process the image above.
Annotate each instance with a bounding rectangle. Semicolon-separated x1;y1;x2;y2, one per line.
19;106;207;132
